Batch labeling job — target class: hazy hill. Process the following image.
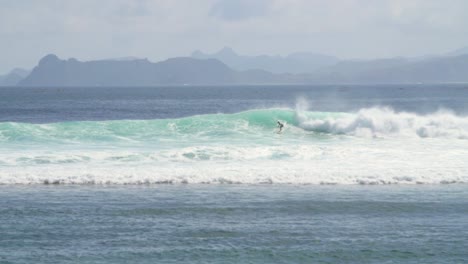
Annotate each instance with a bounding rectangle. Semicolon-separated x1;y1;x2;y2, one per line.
446;46;468;56
0;68;30;86
19;54;285;86
354;54;468;83
191;47;339;74
314;57;410;79
307;54;468;83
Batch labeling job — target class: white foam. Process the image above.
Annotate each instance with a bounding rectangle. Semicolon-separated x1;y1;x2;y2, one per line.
297;107;468;139
1;161;466;185
1;138;467;185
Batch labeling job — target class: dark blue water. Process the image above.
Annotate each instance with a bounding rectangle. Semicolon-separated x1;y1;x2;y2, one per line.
1;185;467;264
1;84;468;123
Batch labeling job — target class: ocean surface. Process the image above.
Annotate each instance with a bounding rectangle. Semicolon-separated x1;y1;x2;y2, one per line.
1;84;468;263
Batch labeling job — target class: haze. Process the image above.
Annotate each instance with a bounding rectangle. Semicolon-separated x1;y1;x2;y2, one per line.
1;0;468;73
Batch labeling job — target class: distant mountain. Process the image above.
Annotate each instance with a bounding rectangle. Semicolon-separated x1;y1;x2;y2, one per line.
0;68;30;86
19;54;285;86
315;57;410;78
446;46;468;56
104;56;145;61
355;54;468;83
308;54;468;83
191;47;339;74
16;52;468;87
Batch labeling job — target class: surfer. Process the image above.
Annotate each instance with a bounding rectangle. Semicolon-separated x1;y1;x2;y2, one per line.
277;121;284;133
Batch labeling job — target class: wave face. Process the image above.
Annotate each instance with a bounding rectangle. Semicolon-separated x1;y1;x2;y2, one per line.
1;107;468;185
0;109;299;144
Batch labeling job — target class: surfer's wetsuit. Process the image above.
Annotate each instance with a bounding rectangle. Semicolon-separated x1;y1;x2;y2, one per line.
277;121;284;132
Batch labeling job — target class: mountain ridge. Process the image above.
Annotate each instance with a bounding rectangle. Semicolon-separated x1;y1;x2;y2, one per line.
191;47;339;74
10;49;468;86
19;54;283;86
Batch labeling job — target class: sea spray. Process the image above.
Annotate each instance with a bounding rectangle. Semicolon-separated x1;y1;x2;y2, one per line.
297;107;468;139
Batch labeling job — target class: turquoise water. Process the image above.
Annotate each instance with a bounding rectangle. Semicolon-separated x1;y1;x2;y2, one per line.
1;185;467;263
0;109;301;144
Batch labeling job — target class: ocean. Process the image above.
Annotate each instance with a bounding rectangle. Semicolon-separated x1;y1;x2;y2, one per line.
0;84;468;263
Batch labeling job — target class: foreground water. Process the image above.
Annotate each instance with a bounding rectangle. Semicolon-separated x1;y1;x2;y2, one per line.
1;85;468;263
1;185;467;263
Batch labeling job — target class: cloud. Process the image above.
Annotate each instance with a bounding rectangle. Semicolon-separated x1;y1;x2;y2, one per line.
209;0;270;21
1;0;468;73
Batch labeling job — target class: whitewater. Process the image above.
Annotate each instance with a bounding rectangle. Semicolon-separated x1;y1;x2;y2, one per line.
1;105;467;185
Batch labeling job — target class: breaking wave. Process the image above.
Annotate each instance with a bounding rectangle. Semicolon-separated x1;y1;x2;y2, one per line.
1;107;468;143
297;107;468;139
1;107;468;185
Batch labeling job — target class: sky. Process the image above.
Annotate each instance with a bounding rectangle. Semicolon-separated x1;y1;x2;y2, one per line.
1;0;468;73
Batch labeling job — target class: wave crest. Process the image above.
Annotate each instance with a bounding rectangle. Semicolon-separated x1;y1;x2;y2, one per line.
297;107;468;139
